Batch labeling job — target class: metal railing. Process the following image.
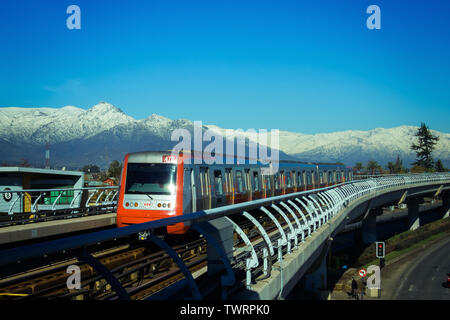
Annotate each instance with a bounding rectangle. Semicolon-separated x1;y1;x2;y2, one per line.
0;173;449;299
352;172;449;180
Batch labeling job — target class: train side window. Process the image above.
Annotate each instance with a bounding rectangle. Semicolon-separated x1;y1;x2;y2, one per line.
214;170;223;195
253;171;260;191
236;170;244;193
297;171;303;187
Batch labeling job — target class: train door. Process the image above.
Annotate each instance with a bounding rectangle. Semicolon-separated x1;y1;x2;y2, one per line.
262;173;272;198
293;171;299;192
252;170;262;200
182;167;194;214
199;167;211;210
297;171;302;192
274;172;280;196
307;171;313;190
314;171;319;189
244;169;252;201
224;168;234;205
302;170;307;191
212;169;225;207
319;170;324;188
286;171;295;193
235;169;245;203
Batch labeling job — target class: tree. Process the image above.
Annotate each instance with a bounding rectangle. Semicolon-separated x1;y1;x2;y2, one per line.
353;162;364;174
81;164;100;173
387;155;404;174
107;160;122;180
410;123;439;171
366;160;380;175
435;159;447;172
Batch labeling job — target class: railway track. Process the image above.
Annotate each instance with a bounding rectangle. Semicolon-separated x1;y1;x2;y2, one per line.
0;202;319;299
0;237;207;300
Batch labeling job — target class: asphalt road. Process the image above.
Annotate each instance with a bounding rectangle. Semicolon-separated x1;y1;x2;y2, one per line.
395;236;450;300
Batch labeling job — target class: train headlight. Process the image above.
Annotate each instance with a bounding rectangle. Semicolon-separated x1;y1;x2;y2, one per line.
157;203;161;208
125;202;129;207
134;202;138;207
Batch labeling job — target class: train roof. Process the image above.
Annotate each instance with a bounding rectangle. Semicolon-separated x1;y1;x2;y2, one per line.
125;150;347;168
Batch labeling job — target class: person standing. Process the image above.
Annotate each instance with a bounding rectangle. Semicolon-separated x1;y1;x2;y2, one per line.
351;277;358;299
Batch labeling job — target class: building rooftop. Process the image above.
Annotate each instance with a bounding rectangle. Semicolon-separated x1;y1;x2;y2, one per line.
0;167;83;176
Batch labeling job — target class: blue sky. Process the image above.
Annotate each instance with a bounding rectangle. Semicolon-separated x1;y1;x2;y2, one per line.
0;0;449;134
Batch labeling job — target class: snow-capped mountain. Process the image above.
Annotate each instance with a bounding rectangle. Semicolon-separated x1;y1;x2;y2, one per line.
0;102;134;144
207;125;450;167
0;102;449;169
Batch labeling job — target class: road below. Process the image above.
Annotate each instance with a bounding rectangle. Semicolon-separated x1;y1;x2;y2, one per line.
394;235;450;300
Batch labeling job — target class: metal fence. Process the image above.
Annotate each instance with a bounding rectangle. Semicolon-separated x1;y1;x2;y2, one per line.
0;186;119;226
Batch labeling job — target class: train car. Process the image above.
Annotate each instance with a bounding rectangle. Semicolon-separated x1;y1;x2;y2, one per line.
116;151;350;234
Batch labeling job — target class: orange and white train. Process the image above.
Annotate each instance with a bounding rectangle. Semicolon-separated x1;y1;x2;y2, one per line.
117;151;352;234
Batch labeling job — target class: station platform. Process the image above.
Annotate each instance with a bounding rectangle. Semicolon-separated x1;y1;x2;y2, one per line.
0;213;116;245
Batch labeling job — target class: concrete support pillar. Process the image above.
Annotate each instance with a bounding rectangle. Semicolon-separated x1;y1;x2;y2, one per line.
443;192;450;219
304;255;328;293
407;198;423;230
195;217;234;278
361;208;381;245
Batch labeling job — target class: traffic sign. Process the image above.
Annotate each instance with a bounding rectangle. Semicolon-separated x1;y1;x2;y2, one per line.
358;268;367;277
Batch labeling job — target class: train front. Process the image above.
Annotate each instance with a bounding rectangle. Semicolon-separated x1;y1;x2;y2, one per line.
117;151;187;234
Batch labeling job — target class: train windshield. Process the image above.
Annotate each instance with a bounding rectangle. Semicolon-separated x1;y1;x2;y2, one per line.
125;163;177;195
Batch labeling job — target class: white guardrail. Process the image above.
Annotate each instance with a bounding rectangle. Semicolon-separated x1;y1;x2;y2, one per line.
196;172;450;289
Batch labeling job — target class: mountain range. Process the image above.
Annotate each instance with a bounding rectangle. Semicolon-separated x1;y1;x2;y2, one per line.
0;102;449;170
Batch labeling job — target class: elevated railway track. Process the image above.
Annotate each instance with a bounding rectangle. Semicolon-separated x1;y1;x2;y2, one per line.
0;173;448;300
